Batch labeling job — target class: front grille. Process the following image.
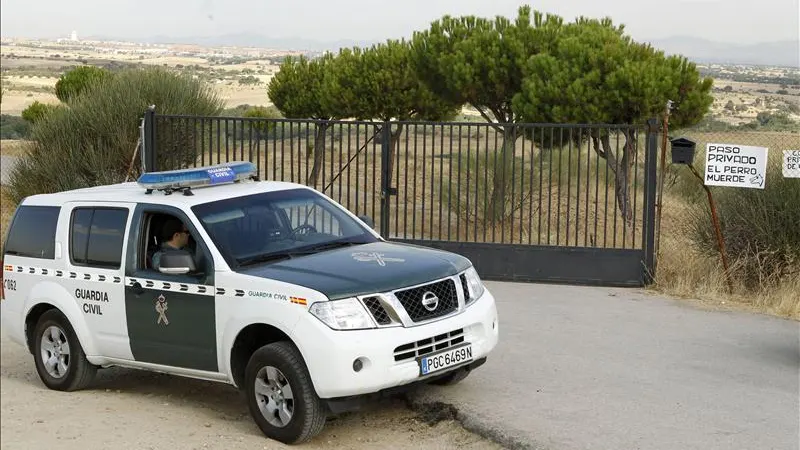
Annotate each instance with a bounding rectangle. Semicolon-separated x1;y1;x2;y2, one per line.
394;278;458;322
394;328;465;362
362;296;392;325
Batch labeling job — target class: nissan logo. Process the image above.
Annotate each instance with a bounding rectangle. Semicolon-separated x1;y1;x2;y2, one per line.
421;291;439;311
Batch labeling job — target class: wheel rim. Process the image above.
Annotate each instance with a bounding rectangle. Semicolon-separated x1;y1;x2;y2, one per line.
40;325;70;379
254;365;294;428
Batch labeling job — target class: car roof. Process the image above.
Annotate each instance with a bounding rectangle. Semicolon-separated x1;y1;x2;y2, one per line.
20;179;314;209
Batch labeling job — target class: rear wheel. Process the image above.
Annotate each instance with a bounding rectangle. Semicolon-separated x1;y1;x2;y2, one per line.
33;309;97;391
244;341;326;444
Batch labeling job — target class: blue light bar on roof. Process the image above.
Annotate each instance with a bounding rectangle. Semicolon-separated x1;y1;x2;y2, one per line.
137;161;258;190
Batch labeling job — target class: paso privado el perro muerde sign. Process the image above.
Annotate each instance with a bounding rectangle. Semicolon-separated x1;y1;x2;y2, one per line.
704;143;768;189
783;150;800;179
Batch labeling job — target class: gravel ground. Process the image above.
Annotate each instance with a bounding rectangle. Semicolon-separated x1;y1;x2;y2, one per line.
0;331;503;450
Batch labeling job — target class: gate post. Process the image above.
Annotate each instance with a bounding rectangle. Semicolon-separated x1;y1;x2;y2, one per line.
642;117;660;284
379;121;392;237
142;105;157;173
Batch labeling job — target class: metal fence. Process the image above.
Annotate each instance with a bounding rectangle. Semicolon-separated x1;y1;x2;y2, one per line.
142;108;660;286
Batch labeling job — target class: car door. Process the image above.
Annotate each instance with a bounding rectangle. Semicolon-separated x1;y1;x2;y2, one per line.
122;203;219;373
62;202;133;360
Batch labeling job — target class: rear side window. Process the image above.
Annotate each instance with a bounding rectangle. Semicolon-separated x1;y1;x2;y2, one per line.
70;207;129;269
3;205;61;259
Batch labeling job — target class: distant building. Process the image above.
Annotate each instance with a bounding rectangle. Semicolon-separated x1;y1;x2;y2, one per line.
70;30;78;41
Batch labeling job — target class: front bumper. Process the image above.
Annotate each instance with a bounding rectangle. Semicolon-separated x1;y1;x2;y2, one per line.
291;288;499;400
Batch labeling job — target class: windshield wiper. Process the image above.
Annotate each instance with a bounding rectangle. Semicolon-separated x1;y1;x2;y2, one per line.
236;240;367;267
237;252;296;267
293;240;366;254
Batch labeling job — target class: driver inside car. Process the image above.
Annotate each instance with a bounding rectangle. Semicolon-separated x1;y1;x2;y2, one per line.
152;218;196;271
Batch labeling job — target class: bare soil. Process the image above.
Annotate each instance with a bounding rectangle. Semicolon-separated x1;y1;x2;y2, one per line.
0;331;501;450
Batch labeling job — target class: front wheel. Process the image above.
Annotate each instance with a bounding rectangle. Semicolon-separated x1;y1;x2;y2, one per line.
244;341;326;444
32;309;97;391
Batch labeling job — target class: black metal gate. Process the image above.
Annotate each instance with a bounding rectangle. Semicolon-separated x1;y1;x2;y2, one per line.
141;107;659;287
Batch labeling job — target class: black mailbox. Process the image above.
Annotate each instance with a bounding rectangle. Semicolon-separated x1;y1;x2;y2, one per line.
670;137;696;165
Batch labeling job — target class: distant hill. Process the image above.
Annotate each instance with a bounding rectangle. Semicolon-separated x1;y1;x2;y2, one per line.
86;33;799;67
87;33;377;53
645;36;799;68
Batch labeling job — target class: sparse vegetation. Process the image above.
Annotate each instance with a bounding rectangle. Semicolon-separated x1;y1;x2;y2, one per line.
242;105;281;137
20;100;59;123
0;114;30;139
5;66;224;204
656;131;800;318
54;65;113;102
687;163;799;290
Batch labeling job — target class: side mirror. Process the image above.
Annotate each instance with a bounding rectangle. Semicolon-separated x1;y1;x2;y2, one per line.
158;250;197;275
358;215;375;229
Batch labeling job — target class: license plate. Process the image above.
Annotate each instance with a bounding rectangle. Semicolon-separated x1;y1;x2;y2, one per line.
418;343;473;376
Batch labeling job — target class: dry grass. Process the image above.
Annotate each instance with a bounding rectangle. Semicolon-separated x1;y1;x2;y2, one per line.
0;140;27;156
653;216;800;320
650;128;800;320
0;185;17;255
168;124;646;247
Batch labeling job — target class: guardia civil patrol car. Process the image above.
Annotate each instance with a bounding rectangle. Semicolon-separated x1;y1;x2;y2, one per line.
0;162;499;444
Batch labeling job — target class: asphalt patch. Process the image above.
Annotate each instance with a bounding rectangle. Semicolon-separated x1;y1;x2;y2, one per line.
414;401;459;426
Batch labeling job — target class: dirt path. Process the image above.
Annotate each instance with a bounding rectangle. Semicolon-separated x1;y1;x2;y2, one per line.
0;332;502;450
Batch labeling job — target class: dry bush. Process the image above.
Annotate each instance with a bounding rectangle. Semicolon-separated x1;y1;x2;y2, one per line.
652;130;800;319
0;185;17;254
5;66;224;204
655;186;800;319
685;158;799;290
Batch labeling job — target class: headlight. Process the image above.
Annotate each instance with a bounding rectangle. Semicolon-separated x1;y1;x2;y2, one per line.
464;266;485;302
309;298;375;330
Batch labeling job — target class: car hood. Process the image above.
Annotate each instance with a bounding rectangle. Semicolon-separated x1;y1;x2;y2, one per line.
236;241;471;300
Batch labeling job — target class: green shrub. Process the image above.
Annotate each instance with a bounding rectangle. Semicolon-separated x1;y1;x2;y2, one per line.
21;101;60;124
686;158;800;289
242;105;281;137
6;66;224;204
0;114;30;139
54;65;113;103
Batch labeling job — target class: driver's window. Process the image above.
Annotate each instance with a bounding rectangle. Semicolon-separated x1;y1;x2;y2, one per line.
142;212;205;278
282;203;343;237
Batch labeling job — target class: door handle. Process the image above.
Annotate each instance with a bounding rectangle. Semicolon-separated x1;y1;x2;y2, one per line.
130;281;145;295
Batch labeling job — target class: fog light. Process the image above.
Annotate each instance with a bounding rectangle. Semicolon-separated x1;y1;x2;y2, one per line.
353;358;363;372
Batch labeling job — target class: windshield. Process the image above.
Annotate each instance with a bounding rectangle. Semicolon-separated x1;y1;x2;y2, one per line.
191;188;378;268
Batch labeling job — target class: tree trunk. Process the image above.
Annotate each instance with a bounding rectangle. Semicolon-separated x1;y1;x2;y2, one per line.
386;123;404;189
307;123;329;188
488;126;519;222
593;131;635;223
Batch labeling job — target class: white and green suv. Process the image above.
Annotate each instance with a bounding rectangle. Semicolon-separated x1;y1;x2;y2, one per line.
0;162;500;444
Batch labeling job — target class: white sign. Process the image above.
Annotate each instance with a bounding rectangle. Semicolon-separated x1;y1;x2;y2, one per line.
704;143;768;189
783;150;800;178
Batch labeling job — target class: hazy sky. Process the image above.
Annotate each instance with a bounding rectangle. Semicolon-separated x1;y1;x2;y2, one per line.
1;0;798;44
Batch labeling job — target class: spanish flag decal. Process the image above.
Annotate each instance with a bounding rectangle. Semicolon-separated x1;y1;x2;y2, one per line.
290;296;307;306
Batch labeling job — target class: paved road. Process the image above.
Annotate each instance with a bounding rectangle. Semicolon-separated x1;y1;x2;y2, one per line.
1;155;18;185
409;282;800;450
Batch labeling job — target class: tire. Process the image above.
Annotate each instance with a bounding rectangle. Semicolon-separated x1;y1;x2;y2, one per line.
429;368;471;386
33;309;97;391
244;341;326;444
